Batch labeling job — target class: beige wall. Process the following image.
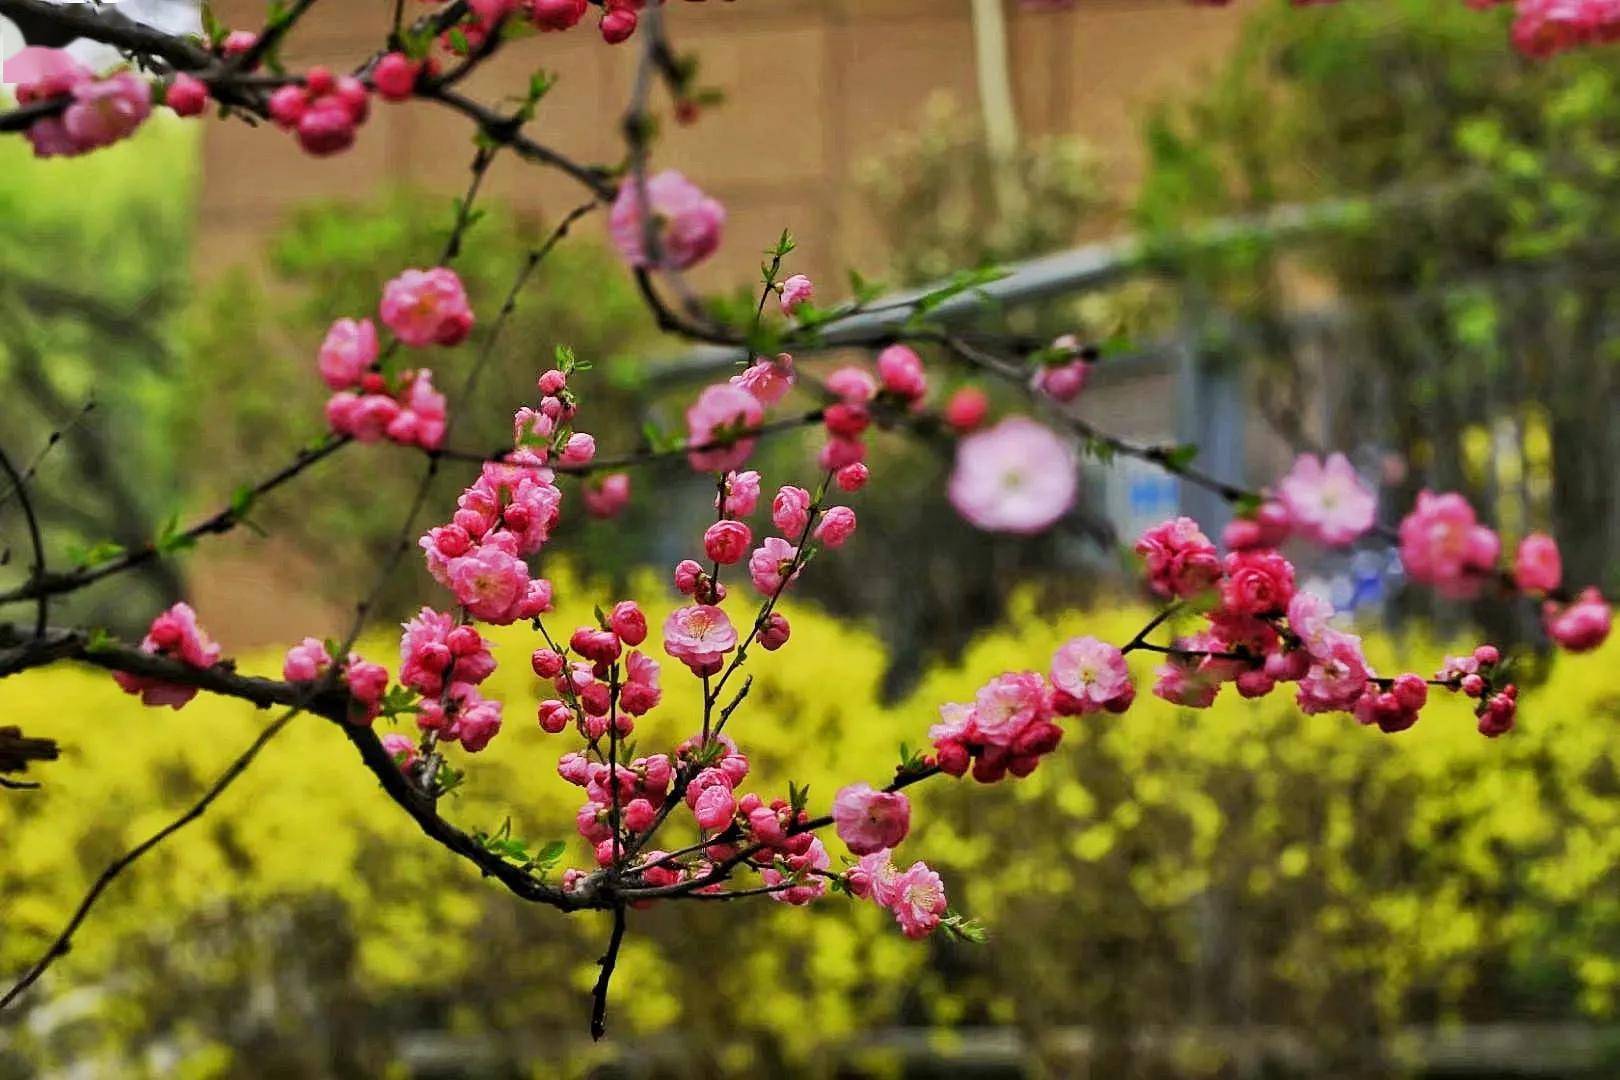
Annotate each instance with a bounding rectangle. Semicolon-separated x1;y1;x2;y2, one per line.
199;0;1252;280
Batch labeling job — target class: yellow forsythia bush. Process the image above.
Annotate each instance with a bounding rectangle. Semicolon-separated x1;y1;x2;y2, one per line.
4;573;1620;1075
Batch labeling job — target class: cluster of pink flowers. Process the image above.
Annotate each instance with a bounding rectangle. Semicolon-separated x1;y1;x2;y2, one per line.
812;346;927;480
453;0;647;47
931;635;1131;783
7;48;151;159
846;851;950;939
282;638;391;724
395;608;505;750
268;66;372;156
112;603;221;709
1509;0;1620;57
609;170;726;270
319;266;474;450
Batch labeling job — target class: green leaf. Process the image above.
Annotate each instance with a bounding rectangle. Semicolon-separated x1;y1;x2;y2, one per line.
1160;443;1200;472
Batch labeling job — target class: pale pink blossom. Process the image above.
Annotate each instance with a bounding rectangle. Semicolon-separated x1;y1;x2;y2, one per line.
608;169;725;269
971;671;1048;748
1049;635;1133;715
686;383;764;473
583;473;631;518
662;604;738;676
948;417;1077;534
1296;630;1373;715
832;783;911;855
380;732;419;769
379;267;475;348
283;637;332;682
445;545;551;624
1276;453;1377;547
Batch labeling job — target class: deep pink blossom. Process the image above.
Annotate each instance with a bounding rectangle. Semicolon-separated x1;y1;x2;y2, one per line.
772;486;812;536
112;603;222;709
1219;548;1297;617
1135;517;1221;600
1544;587;1612;653
762;837;830;905
814;506;857;548
890;861;949;938
718;470;761;516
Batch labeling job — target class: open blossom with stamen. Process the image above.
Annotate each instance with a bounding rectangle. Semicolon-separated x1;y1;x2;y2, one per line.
1049;636;1133;715
445;541;552;624
832;783;911;855
948;417;1077;534
1296;630;1373;715
890;861;949;939
662;604;738;676
112;603;222;709
1276;453;1377;547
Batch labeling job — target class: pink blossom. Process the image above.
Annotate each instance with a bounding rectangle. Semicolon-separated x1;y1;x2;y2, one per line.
1544;587;1612;653
611;600;649;646
1049;636;1133;715
317;317;378;390
717;470;761;516
283;637;332;682
326;392;400;443
971;671;1048;748
704;519;753;564
1219;548;1297;617
446;545;551;624
835;462;869;492
945;387;990;433
686;383;764;473
112;603;222;709
692;784;736;830
848;850;905;904
758;612;791;651
948;417;1077;534
814;506;857;548
380;732;419;769
1276;453;1376;547
772;486;813;536
1151;639;1223;709
876;345;928;402
1512;0;1620;58
1398;490;1501;599
1514;532;1563;594
1286;591;1339;660
55;71;152;157
608;169;725;269
1296;630;1373;715
379;267;475;348
620;649;662;715
662;604;738;676
399;607;496;696
730;353;795;407
890;861;949;939
762;837;830;905
583;472;631;518
826;366;878;405
833;783;911;855
778;274;813;315
1135;517;1221;600
748;536;801;596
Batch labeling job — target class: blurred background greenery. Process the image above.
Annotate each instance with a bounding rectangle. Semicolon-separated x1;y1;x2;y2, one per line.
6;0;1620;1075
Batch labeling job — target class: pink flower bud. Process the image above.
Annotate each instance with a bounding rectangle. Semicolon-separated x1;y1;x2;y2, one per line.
944;386;989;433
372;52;419;101
758;612;791;651
704;519;753;565
166;73;209;117
835;462;869;492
